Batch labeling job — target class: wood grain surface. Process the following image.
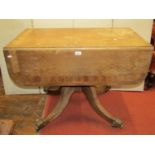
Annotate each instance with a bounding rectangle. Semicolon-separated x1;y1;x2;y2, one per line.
3;28;153;87
0;119;14;135
4;28;151;48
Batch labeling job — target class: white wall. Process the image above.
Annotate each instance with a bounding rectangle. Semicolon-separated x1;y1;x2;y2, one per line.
32;19;112;28
32;19;73;28
113;19;153;42
0;20;40;94
0;19;153;94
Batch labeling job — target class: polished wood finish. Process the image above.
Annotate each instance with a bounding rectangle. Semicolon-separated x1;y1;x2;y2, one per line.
35;87;76;131
4;28;151;48
4;28;153;88
82;87;123;127
35;86;123;131
3;28;153;131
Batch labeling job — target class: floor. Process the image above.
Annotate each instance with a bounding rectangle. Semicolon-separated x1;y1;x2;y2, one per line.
0;70;43;135
40;87;155;135
0;69;155;135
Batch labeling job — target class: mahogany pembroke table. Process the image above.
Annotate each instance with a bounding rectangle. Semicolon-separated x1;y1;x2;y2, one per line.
3;28;153;131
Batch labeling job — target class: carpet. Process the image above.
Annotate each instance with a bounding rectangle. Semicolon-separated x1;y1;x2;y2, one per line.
40;87;155;135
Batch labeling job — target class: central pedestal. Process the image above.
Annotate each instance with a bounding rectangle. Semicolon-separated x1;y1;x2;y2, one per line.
35;86;123;131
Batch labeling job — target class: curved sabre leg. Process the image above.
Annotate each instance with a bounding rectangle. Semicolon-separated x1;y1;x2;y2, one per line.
82;86;123;128
35;87;75;131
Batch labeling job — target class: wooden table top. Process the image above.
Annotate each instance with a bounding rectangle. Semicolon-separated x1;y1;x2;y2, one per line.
4;28;151;49
3;28;153;88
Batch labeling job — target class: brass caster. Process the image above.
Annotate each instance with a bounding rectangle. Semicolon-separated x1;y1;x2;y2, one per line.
35;119;48;132
112;118;123;128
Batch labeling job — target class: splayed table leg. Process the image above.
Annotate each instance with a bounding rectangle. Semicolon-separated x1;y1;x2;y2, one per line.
82;86;123;128
35;86;123;131
35;87;77;131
